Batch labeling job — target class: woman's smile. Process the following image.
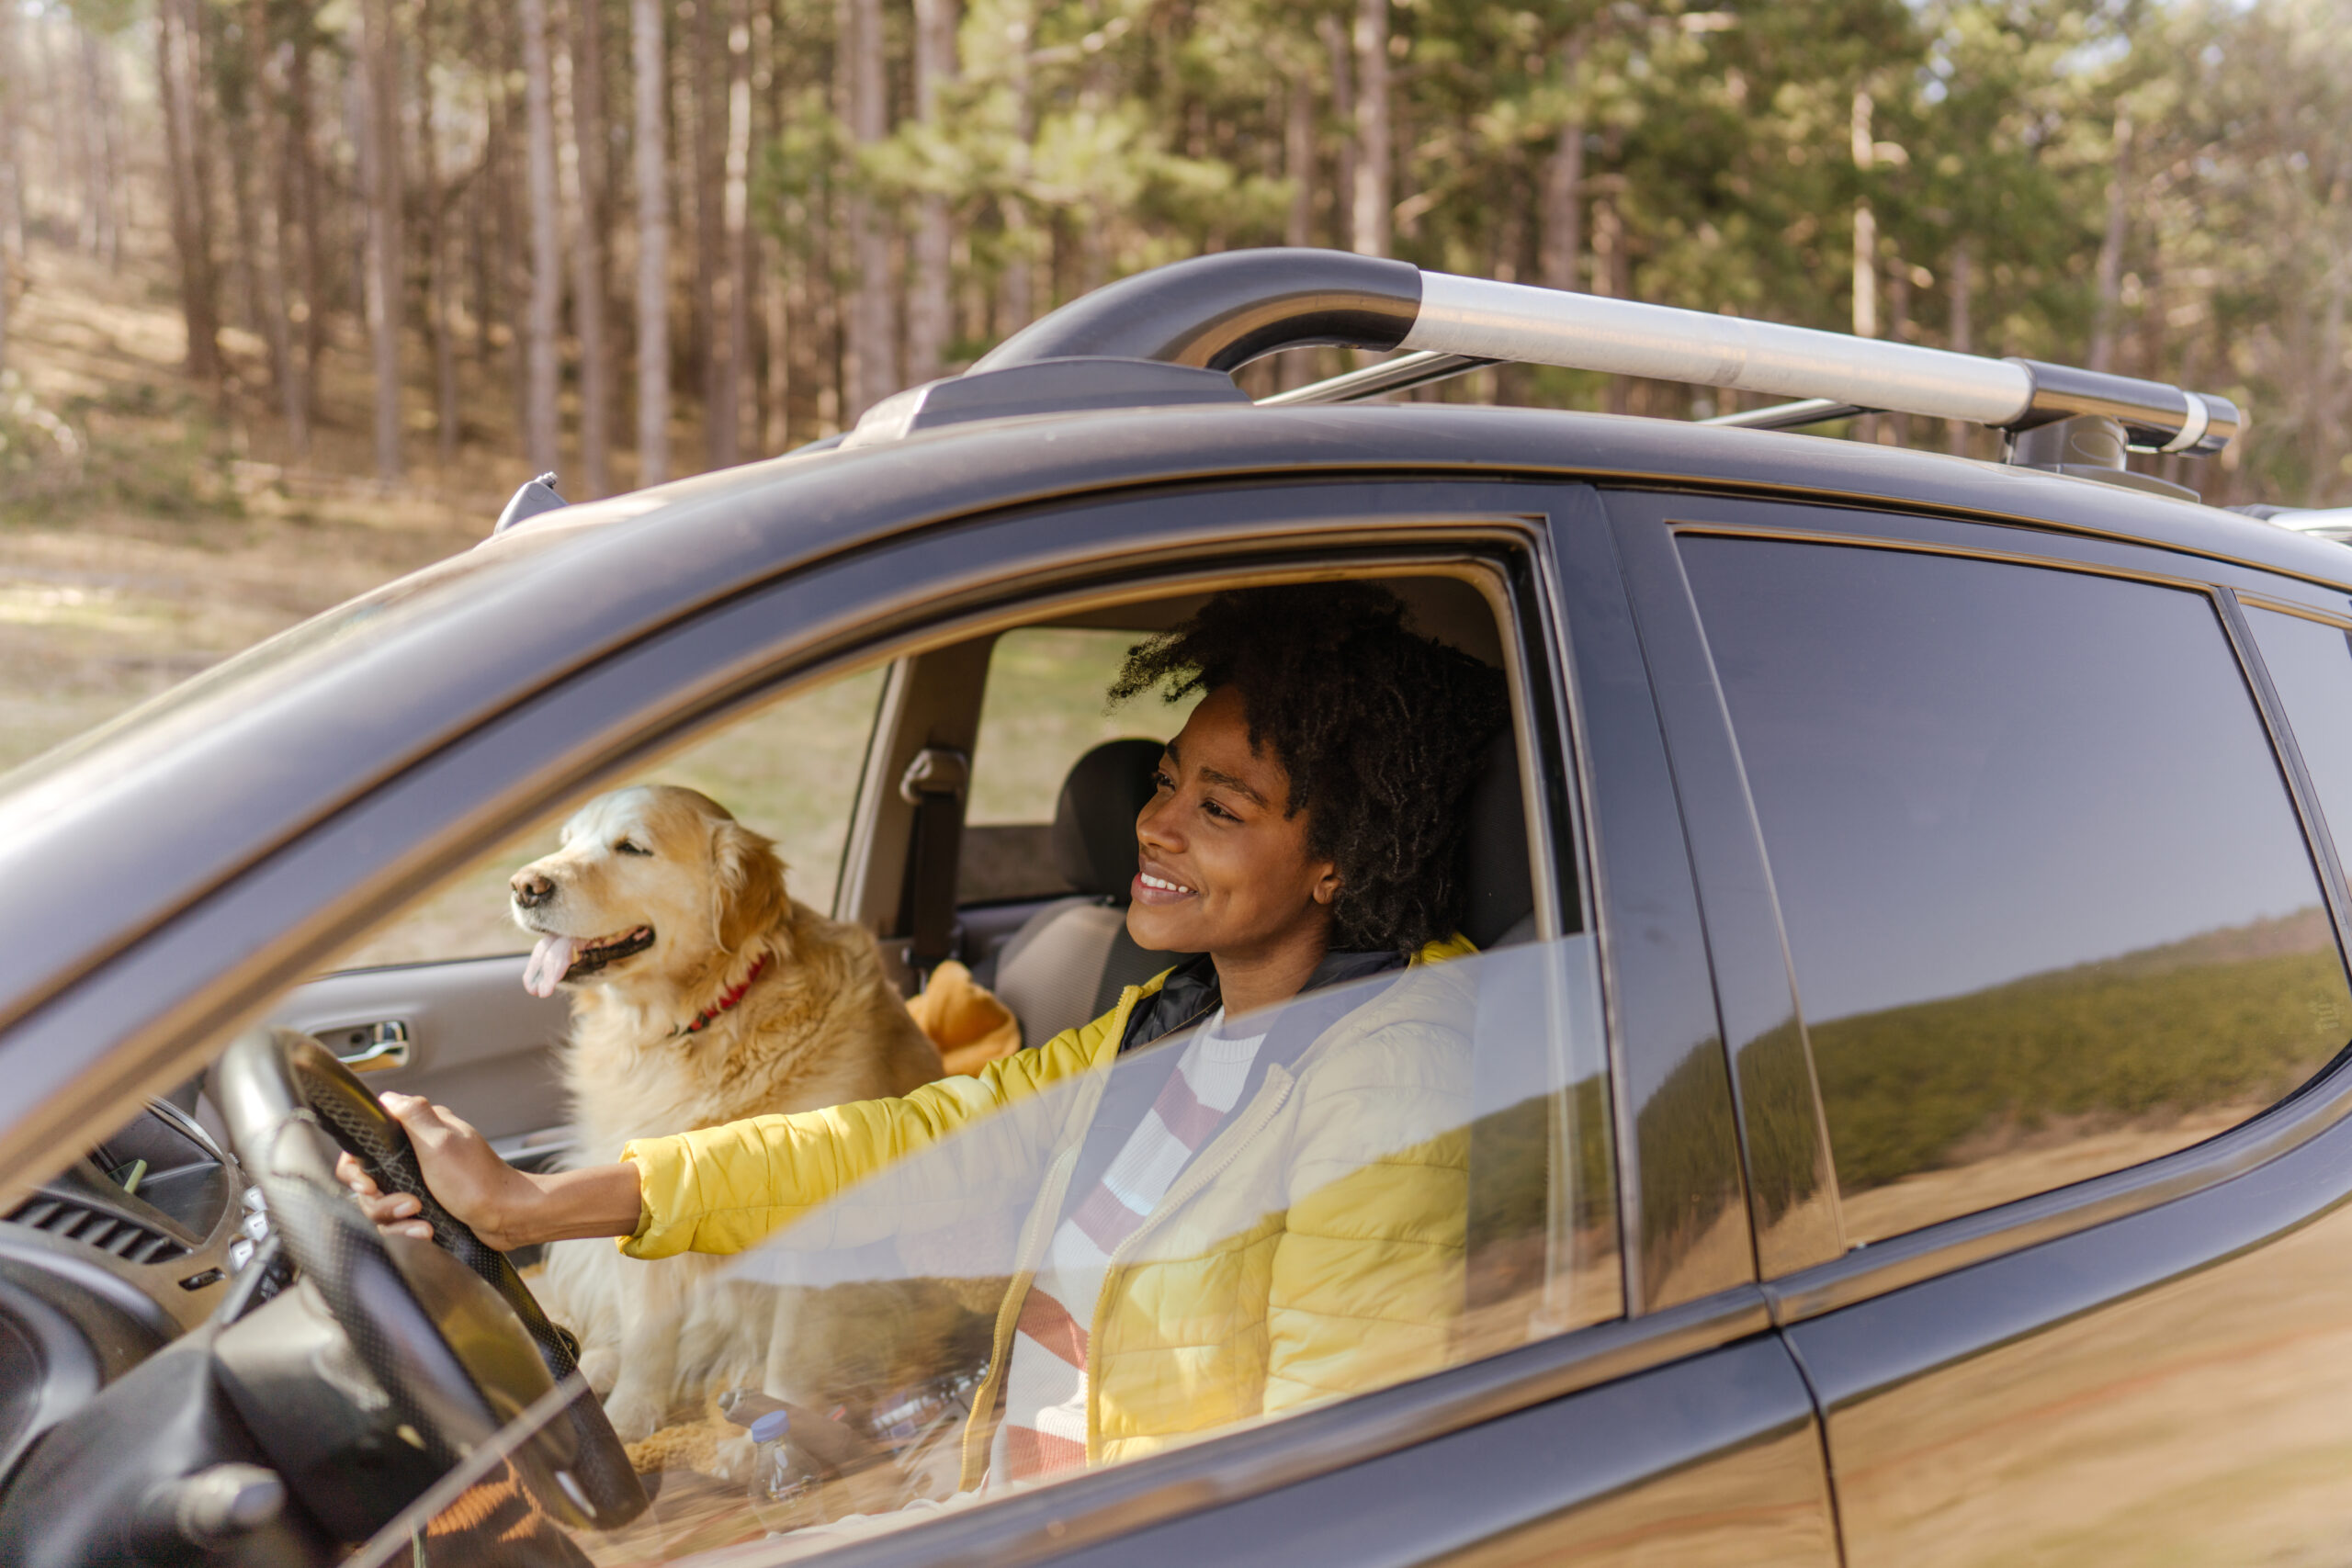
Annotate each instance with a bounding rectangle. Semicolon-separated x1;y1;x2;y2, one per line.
1133;863;1196;904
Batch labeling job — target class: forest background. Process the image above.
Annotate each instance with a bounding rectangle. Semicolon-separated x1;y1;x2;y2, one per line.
0;0;2344;771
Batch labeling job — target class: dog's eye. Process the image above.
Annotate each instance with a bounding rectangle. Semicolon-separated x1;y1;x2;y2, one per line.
615;840;652;857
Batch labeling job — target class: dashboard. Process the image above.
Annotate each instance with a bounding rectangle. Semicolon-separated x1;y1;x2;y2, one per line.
0;1097;264;1492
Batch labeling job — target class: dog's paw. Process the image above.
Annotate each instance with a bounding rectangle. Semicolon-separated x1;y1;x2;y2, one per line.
602;1389;666;1444
708;1432;758;1483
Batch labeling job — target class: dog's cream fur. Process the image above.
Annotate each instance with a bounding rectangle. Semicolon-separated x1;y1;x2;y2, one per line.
513;784;944;1447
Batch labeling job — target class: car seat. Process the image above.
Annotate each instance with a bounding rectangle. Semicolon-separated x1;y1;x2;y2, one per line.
991;739;1179;1049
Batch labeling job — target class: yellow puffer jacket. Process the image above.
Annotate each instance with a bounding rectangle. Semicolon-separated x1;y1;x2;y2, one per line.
620;934;1477;1484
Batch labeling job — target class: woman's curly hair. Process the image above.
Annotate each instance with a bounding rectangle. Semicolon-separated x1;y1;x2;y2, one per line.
1109;582;1510;954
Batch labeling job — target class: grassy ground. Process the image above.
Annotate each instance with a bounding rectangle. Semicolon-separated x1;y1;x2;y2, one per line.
0;242;500;779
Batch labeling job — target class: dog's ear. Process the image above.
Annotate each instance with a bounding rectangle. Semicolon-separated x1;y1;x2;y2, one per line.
711;818;789;954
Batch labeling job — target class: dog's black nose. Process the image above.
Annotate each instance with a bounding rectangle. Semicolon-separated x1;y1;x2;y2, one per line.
512;870;557;908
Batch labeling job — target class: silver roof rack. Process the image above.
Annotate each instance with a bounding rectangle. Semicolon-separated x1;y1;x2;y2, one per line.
967;248;2240;460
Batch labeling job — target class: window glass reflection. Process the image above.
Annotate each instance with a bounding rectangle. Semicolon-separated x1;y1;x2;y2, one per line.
1680;538;2352;1247
350;938;1618;1567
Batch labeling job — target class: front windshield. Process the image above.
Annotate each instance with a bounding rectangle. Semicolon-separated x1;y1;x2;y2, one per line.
349;936;1617;1566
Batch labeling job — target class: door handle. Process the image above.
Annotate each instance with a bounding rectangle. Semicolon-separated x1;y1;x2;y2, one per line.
328;1021;412;1074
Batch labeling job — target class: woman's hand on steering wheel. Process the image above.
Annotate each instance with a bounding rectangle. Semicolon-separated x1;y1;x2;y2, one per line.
335;1092;545;1251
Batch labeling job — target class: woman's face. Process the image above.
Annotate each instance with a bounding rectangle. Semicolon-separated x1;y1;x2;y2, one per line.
1126;684;1340;961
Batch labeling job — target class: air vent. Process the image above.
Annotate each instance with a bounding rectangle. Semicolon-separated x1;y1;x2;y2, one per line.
6;1196;189;1267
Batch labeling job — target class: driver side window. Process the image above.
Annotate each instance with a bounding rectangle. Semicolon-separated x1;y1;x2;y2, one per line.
332;665;888;971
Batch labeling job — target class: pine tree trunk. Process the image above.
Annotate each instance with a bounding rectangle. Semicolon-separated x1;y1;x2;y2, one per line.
715;0;751;465
1539;36;1584;292
995;0;1034;341
632;0;671;484
243;0;298;449
70;22;93;254
564;0;611;493
1275;70;1317;390
751;0;781;448
76;28;117;267
842;0;894;420
905;0;956;384
694;0;726;465
360;0;405;481
2088;111;2132;373
226;28;269;348
1283;73;1313;248
283;28;320;447
1946;239;1973;454
1350;0;1388;257
155;0;221;389
1850;90;1877;340
419;0;459;473
520;0;563;477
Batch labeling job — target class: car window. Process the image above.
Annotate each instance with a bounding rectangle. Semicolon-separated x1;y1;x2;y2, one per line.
1679;537;2352;1248
332;664;888;968
349;936;1618;1566
959;627;1201;904
2245;606;2352;867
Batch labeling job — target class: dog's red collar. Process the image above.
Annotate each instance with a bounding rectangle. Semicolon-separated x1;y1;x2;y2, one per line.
674;956;769;1037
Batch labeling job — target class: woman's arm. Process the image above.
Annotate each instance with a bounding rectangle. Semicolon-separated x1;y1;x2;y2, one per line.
341;1014;1111;1258
336;1092;643;1250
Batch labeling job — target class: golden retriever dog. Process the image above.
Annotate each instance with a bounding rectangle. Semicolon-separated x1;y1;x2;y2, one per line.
509;784;946;1453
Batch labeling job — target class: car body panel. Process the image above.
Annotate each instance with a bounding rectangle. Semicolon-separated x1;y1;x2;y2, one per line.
1790;1100;2352;1566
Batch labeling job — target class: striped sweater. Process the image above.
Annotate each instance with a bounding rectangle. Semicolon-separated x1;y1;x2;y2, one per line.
989;1011;1266;1485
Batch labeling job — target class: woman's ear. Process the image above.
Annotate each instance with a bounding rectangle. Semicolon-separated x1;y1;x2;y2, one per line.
709;818;789;954
1310;862;1342;908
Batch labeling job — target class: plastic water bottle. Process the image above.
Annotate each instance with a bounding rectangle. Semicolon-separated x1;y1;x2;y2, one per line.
745;1408;828;1532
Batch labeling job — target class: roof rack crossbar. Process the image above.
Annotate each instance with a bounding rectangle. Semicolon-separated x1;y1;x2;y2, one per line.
967;248;2243;456
1698;398;1872;431
1256;351;1498;406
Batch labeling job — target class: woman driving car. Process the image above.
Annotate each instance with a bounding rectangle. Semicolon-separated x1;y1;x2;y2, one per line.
343;581;1511;1490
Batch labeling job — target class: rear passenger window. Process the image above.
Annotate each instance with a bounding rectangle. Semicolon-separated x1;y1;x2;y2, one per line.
1681;538;2352;1247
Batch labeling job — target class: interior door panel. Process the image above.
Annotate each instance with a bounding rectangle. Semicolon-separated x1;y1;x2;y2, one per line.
265;955;571;1150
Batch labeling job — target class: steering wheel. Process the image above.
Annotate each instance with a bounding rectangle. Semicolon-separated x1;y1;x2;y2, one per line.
213;1027;648;1531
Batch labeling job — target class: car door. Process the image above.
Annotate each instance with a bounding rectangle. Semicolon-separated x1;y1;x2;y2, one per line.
1610;486;2352;1566
309;476;1838;1567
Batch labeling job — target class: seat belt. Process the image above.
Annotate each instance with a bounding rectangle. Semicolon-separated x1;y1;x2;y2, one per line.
897;747;970;990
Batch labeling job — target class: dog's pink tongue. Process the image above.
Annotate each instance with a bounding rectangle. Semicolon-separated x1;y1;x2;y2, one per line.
524;934;578;998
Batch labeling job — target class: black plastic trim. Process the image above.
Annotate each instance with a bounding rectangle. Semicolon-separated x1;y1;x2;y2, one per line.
974;249;1422;373
1550;490;1756;1313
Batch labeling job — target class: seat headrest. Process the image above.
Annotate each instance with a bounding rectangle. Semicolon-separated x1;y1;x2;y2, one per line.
1457;729;1535;949
1051;739;1165;898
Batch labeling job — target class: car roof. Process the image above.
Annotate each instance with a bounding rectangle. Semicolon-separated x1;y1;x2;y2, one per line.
0;400;2341;1179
